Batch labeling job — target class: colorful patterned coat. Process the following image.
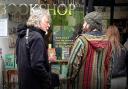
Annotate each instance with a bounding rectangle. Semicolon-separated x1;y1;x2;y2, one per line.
67;32;112;89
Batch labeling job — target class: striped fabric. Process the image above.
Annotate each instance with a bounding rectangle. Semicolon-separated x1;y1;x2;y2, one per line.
67;33;112;89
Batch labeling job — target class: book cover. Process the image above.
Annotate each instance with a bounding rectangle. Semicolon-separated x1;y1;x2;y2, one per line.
48;48;57;62
4;54;15;69
62;47;70;60
51;64;60;74
53;26;75;60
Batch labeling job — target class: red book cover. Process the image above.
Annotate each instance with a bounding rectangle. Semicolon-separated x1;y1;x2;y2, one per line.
48;48;56;62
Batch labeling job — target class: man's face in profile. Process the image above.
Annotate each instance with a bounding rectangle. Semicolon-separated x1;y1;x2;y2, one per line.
40;15;50;34
83;21;90;32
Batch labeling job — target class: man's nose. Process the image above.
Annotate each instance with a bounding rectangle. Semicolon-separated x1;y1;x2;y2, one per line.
48;23;50;28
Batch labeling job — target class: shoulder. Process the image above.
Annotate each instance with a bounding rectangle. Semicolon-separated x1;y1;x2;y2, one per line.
27;30;44;46
121;45;127;53
124;40;128;51
73;34;88;46
29;30;43;40
27;26;44;40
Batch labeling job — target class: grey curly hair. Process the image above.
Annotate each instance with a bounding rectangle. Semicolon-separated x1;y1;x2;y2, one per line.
26;7;51;27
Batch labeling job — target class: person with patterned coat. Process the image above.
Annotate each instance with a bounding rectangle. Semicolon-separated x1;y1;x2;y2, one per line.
67;11;112;89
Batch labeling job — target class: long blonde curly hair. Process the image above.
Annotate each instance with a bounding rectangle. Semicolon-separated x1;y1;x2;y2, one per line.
106;25;121;55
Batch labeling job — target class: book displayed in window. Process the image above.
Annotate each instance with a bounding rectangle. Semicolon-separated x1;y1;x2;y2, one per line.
53;26;75;60
48;44;57;62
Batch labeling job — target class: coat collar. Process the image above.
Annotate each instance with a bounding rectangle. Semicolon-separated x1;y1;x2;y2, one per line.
28;26;46;37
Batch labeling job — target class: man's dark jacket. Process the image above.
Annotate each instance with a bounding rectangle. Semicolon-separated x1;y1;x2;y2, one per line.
16;24;51;89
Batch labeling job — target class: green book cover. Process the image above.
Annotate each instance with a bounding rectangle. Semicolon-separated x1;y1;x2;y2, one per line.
4;54;15;69
53;26;75;60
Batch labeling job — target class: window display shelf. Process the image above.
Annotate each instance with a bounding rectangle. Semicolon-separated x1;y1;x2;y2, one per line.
51;60;68;64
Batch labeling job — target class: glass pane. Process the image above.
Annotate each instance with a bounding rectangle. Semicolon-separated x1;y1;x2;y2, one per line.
51;3;84;60
115;0;128;4
114;6;128;19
